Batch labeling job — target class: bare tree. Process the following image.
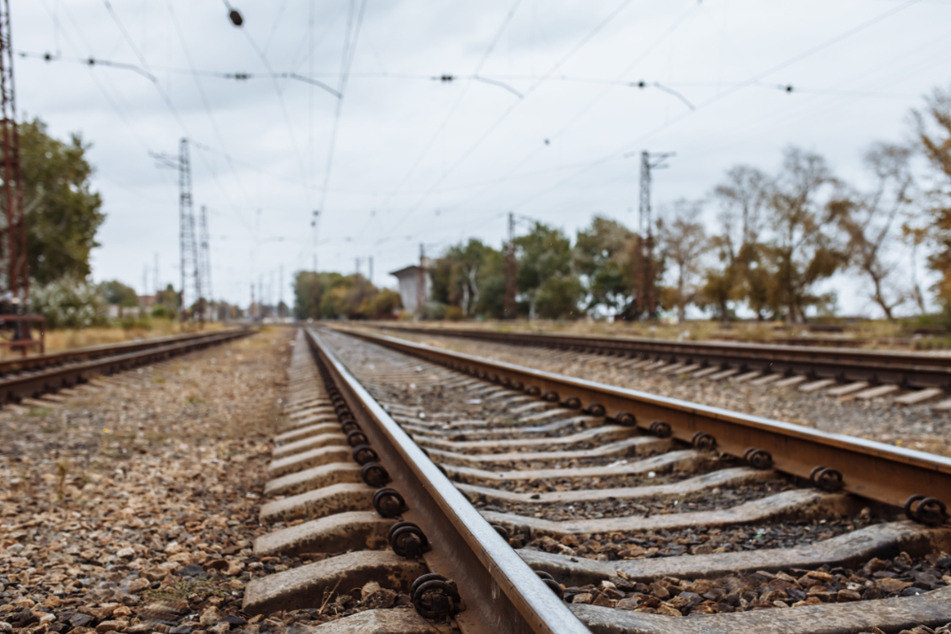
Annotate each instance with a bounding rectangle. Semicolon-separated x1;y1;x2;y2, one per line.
658;199;708;322
833;143;915;320
765;147;847;323
911;84;951;311
703;166;772;320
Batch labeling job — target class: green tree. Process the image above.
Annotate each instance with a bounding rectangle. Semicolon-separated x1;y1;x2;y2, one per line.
13;119;105;285
154;284;179;317
573;216;636;317
535;273;584;319
912;84;951;312
516;222;577;318
366;288;402;318
99;279;138;307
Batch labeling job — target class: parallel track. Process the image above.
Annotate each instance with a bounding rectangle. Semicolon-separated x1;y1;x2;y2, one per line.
0;327;253;404
375;325;951;394
246;326;951;633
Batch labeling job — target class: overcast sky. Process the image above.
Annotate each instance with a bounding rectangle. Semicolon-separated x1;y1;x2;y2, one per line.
11;0;951;312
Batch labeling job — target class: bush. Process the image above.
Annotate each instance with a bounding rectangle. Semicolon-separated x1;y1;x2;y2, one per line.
445;306;465;321
30;277;108;328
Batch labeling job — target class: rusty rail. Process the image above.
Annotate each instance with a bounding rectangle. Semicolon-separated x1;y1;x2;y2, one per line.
0;327;254;404
337;326;951;522
376;325;951;390
305;327;590;634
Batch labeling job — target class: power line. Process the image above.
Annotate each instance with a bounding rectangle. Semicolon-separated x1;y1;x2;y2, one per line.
377;0;638;239
316;0;368;219
364;0;525;241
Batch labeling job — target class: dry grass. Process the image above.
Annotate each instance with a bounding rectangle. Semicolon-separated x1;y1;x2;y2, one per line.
40;319;226;354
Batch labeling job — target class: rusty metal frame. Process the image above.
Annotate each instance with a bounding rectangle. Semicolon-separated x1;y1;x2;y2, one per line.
0;313;44;355
305;328;589;634
340;327;951;515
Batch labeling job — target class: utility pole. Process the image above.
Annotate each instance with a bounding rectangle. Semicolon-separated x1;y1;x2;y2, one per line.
200;205;212;319
279;264;284;319
504;212;517;319
154;253;159;293
0;0;27;314
311;210;319;272
417;243;425;320
637;150;673;319
368;256;373;284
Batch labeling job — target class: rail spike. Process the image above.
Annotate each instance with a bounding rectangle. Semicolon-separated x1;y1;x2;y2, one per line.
411;573;461;621
691;431;716;451
905;495;949;526
809;466;844;492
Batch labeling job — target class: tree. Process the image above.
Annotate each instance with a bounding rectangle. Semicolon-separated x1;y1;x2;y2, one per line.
432;239;501;317
912;84;951;311
701;166;772;320
833;143;915;320
516;222;577;318
99;279;138;307
573;216;636;317
293;270;401;320
12;119;105;285
763;147;847;322
31;276;107;328
658;200;708;322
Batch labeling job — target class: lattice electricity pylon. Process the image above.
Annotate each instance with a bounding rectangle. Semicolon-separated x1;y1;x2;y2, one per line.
151;139;202;322
178;139;202;321
0;0;27;311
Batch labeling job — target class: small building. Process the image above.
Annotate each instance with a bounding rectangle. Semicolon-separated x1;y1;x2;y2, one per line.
390;260;433;316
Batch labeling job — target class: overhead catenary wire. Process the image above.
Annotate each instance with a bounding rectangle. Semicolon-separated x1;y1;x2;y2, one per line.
316;0;368;225
375;0;639;241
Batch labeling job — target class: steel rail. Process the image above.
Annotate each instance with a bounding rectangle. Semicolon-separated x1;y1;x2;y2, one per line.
337;326;951;519
0;329;224;376
0;328;253;404
376;325;951;390
304;328;590;634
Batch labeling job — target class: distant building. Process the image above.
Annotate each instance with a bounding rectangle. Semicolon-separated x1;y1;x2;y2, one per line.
390;260;433;316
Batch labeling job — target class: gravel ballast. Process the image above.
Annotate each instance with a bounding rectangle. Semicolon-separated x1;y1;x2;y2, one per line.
0;329;372;633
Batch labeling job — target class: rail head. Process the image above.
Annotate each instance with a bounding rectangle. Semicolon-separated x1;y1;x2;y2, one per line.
305;328;590;634
336;325;951;522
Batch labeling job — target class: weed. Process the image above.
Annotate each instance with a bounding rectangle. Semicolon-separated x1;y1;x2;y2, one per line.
55;459;68;503
145;578;231;603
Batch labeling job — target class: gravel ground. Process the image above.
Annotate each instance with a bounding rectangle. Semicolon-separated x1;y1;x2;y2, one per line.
564;551;951;617
479;478;798;520
381;332;951;457
0;329;391;634
518;509;887;559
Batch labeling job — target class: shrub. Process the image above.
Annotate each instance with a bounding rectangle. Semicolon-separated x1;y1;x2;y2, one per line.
30;277;108;328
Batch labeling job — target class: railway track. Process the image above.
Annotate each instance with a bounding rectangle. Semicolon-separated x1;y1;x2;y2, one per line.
374;325;951;409
247;326;951;633
0;327;253;405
